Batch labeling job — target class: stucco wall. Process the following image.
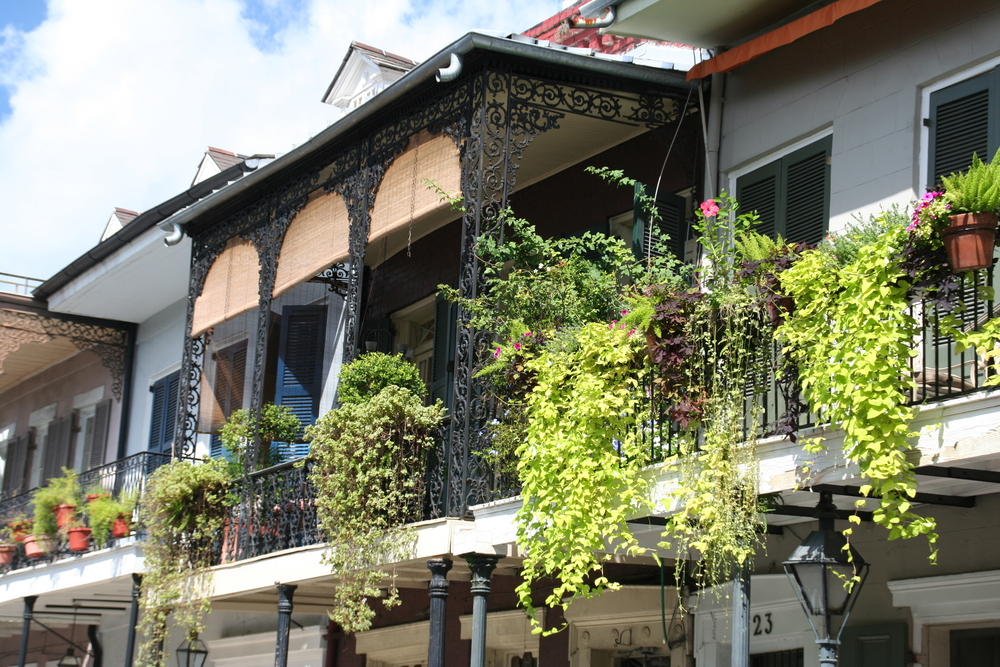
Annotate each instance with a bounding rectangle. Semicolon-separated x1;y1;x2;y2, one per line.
718;0;1000;234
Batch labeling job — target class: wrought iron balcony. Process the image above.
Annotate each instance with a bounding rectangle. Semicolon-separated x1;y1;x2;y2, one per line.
0;450;172;573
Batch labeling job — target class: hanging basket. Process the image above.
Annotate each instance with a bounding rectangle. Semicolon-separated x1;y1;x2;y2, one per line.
942;212;998;271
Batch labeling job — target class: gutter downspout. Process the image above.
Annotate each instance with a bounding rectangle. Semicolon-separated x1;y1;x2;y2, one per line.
704;71;724;199
568;7;616;29
436;53;463;82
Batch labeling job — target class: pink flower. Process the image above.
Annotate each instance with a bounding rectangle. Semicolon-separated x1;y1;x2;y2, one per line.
494;347;502;358
609;320;618;330
514;343;522;351
621;310;629;316
523;332;532;337
700;199;720;218
627;328;636;337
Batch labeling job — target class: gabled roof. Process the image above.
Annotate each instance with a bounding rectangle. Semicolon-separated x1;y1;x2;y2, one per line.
322;41;418;106
100;208;140;242
193;147;248;186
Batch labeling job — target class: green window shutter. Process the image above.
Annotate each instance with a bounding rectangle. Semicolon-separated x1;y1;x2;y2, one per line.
430;294;458;408
781;135;832;246
148;371;180;455
88;399;112;470
276;305;327;460
737;160;782;240
840;623;907;667
633;183;687;262
42;413;75;483
3;432;31;495
928;69;993;187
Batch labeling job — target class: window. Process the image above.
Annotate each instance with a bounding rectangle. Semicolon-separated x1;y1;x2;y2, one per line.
735;135;832;245
149;371;181;455
1;427;31;496
275;305;327;460
208;340;247;458
928;66;1000;187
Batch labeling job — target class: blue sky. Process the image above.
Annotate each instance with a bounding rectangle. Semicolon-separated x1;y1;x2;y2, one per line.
0;0;47;119
0;0;556;279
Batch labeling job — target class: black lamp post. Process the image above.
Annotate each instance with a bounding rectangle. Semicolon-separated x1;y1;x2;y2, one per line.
784;492;869;667
176;633;209;667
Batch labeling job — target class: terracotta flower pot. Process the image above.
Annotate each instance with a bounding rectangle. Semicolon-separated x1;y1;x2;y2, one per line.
111;515;131;539
67;527;92;552
86;493;111;503
23;534;54;559
942;212;998;271
767;296;795;326
11;527;29;543
53;504;77;529
0;544;15;565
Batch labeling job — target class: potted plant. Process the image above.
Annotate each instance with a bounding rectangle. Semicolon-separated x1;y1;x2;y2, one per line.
937;147;1000;271
23;532;54;558
0;525;17;565
219;403;302;476
7;515;32;542
64;519;92;553
33;467;83;534
84;491;137;547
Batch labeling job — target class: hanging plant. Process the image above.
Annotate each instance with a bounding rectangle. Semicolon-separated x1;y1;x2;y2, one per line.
137;459;232;667
307;355;445;633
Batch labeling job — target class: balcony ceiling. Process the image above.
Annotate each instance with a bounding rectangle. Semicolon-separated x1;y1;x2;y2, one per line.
610;0;818;48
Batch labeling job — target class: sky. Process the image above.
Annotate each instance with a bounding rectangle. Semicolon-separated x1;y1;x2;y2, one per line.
0;0;558;281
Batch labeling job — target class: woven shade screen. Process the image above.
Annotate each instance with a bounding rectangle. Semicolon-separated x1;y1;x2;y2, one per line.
369;130;461;247
273;190;350;299
191;237;261;337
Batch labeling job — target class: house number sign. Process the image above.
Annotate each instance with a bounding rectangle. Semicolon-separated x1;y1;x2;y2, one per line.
752;613;774;636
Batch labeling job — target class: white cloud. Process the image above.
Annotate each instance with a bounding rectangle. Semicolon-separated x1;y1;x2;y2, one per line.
0;0;555;280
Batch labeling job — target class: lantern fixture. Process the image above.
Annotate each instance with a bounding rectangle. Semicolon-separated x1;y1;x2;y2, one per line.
57;647;81;667
176;633;209;667
783;492;869;667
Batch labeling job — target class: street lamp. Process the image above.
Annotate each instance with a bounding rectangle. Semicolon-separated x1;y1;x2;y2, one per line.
176;633;209;667
784;492;869;667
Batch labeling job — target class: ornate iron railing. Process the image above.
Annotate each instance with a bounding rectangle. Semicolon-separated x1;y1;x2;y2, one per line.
0;451;173;573
218;459;323;563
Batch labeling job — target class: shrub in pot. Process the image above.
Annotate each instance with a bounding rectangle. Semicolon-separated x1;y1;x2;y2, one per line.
64;520;92;553
0;526;17;565
219;403;302;476
84;491;137;546
33;467;82;536
7;516;32;542
23;533;54;558
938;147;1000;271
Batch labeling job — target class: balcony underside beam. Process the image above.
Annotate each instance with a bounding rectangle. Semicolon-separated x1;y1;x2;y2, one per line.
914;465;1000;485
811;483;977;508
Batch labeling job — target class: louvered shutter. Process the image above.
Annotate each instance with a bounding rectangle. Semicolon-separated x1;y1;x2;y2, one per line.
276;305;326;460
148;372;180;455
633;183;687;262
88;399;112;470
42;413;75;483
782;135;831;246
737;161;781;240
430;294;458;408
3;433;30;495
928;69;995;187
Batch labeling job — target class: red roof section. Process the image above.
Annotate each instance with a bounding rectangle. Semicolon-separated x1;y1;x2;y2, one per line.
521;0;658;55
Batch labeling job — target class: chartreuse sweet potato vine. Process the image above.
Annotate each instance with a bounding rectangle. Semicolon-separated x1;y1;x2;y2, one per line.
514;322;652;630
777;224;938;548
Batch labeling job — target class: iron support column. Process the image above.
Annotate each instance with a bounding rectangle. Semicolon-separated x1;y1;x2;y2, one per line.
427;558;453;667
274;584;297;667
17;596;36;667
464;554;500;667
732;560;751;667
124;574;142;667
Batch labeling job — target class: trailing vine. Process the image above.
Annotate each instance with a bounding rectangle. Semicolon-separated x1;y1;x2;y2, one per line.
777;224;939;547
138;459;232;667
307;356;444;633
514;321;652;627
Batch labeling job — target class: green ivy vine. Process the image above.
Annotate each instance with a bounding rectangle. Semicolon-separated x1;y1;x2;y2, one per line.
777;223;938;547
307;365;445;633
138;459;232;667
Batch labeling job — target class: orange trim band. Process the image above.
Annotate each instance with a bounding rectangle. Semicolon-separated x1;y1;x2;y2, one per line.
686;0;883;81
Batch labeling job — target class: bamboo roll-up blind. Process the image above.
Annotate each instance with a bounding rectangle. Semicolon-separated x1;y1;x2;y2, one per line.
273;190;350;299
191;237;261;337
369;130;461;246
